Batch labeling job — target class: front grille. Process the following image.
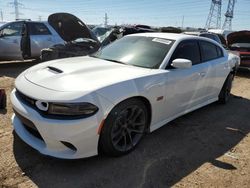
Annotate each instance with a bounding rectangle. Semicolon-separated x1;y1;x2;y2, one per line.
14;109;44;141
16;90;36;108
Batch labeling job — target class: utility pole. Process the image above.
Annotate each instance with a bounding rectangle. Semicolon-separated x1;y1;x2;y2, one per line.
181;15;185;29
222;0;236;30
9;0;23;20
0;10;3;22
205;0;222;29
104;13;108;27
38;15;42;21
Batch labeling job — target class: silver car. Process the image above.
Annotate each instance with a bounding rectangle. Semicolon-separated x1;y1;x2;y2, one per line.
0;20;64;60
0;13;99;60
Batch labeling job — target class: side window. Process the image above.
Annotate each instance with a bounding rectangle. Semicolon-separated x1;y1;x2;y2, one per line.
0;22;23;37
200;41;219;62
170;40;201;65
29;23;51;35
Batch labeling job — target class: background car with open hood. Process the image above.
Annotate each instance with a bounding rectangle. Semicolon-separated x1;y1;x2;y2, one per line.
227;30;250;70
0;13;100;61
40;13;100;62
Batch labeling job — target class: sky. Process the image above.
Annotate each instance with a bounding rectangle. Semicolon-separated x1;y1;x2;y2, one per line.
0;0;249;30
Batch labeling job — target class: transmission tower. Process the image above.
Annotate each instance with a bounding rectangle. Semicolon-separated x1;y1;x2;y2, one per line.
205;0;222;29
9;0;23;20
104;13;108;27
222;0;236;30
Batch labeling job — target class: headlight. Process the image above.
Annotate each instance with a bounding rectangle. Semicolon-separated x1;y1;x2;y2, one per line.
47;102;98;116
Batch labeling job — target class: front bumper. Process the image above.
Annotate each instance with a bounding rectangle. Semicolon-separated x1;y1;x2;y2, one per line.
11;89;101;159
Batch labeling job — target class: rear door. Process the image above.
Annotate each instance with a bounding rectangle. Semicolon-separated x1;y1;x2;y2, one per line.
199;40;229;98
0;22;24;60
28;22;55;57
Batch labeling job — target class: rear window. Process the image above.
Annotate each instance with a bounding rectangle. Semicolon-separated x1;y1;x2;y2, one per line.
29;23;51;35
200;41;220;62
200;33;221;44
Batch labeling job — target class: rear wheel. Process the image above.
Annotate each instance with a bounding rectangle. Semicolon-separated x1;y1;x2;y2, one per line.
99;99;148;156
218;73;234;104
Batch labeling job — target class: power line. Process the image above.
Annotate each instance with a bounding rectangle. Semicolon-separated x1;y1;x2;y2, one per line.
9;0;23;20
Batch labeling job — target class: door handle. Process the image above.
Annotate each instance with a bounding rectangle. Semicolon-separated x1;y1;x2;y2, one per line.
199;72;206;77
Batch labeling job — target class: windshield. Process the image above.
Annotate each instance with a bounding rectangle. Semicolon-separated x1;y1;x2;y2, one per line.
92;36;174;68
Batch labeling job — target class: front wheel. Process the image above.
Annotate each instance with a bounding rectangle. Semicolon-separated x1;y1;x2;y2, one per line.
218;73;234;104
99;99;148;156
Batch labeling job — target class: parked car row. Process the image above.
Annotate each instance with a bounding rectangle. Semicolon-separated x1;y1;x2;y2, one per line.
0;12;248;70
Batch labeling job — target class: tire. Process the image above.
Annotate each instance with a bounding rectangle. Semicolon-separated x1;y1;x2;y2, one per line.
99;99;148;157
218;73;234;104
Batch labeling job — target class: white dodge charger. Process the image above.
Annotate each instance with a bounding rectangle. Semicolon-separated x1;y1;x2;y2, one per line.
11;33;239;159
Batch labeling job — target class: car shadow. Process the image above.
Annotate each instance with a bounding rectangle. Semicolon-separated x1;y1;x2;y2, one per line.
13;95;250;188
236;69;250;79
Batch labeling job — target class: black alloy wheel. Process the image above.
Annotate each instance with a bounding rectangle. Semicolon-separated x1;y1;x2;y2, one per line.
99;99;148;156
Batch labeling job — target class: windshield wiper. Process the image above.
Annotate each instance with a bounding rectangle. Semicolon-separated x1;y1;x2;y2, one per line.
96;57;127;65
89;55;127;65
102;58;126;65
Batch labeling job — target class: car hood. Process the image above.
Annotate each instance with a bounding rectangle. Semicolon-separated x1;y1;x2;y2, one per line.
24;56;151;92
227;30;250;46
48;13;98;42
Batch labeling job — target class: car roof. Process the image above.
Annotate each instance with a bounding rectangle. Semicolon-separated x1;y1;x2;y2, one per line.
129;32;223;46
129;32;203;41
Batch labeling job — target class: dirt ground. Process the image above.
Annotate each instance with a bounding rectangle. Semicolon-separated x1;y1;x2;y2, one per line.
0;61;250;188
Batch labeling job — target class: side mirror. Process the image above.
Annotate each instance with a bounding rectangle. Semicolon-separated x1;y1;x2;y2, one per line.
171;58;192;69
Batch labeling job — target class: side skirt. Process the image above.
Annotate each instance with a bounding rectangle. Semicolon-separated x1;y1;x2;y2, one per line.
150;97;218;132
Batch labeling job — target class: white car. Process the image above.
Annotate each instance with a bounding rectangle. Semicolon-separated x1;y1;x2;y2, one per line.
11;33;239;159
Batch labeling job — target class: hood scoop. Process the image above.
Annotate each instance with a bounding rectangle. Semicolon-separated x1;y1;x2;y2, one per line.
47;66;63;74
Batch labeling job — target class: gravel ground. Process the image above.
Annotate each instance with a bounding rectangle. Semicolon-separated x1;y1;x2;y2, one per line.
0;61;250;188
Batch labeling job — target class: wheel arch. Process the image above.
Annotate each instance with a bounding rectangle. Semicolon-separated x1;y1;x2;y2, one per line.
129;96;152;132
99;95;152;134
97;95;153;155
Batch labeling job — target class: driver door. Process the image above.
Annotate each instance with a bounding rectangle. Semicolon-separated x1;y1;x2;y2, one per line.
0;22;24;60
163;40;210;118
